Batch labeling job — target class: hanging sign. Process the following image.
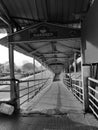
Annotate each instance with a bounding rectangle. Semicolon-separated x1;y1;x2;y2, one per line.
9;22;81;43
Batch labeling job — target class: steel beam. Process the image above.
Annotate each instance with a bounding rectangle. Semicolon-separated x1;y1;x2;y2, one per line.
0;0;21;29
58;42;80;52
30;43;49;54
33;56;35;87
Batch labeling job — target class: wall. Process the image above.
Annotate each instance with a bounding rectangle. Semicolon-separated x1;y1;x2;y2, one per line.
82;0;98;64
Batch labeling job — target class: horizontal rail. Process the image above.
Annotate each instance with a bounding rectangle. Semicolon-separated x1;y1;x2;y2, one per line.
71;78;83;103
19;92;29;99
63;78;70;80
73;92;83;103
20;99;28;106
19;77;50;106
63;79;71;88
89;92;98;103
73;88;83;96
0;90;10;92
88;86;98;94
89;105;98;118
0;78;19;81
0;79;11;101
19;82;45;91
72;84;83;90
88;77;98;118
89;99;98;110
72;78;82;82
88;77;98;84
19;78;50;83
0;83;10;85
64;80;70;84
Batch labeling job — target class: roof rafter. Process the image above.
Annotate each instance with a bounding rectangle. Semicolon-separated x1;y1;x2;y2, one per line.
45;57;69;59
58;41;80;52
29;43;50;54
0;0;21;29
44;58;69;63
11;16;41;23
40;51;73;56
10;17;81;25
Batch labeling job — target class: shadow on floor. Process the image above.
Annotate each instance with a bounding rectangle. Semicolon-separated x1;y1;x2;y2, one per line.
0;112;98;130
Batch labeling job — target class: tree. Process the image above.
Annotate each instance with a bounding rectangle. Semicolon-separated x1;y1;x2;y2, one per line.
22;63;38;73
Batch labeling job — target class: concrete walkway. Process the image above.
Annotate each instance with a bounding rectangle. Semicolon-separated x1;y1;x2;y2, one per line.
0;81;98;130
21;81;98;129
26;81;83;113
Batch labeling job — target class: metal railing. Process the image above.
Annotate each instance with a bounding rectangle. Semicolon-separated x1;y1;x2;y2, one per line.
88;77;98;118
0;76;52;109
18;78;51;107
63;77;71;89
72;78;83;103
0;78;11;101
63;74;83;103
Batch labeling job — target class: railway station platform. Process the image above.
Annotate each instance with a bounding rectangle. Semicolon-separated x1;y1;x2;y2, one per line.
0;80;98;130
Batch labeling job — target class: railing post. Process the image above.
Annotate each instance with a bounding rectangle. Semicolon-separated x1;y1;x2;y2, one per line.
27;81;29;102
33;56;35;87
82;65;90;112
41;63;43;79
74;53;77;74
16;80;20;109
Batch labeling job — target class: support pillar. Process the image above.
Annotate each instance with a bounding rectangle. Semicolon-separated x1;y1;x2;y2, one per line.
68;61;72;88
8;34;20;110
74;53;77;73
81;35;90;112
33;56;35;86
41;62;43;79
82;65;90;112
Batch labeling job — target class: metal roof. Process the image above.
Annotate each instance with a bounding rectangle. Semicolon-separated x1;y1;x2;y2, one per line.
0;0;90;28
0;0;91;73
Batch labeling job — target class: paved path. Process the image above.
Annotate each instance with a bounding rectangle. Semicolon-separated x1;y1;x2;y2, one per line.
0;81;98;130
26;81;83;113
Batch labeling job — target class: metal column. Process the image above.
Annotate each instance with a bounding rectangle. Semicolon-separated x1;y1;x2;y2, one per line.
81;35;90;112
8;36;20;110
33;56;35;87
74;53;77;73
8;28;20;110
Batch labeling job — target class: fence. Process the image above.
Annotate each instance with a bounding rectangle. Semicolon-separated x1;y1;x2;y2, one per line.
63;74;83;103
72;78;83;103
0;76;52;109
18;77;51;108
63;73;71;89
88;77;98;118
0;78;11;101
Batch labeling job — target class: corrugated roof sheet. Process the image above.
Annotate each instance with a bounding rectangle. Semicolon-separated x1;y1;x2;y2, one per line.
0;0;90;28
0;0;90;72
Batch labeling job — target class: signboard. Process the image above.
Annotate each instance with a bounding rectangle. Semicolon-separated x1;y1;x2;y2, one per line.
29;25;57;40
9;22;81;43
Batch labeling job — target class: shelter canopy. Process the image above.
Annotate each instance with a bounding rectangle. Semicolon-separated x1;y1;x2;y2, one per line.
0;0;91;73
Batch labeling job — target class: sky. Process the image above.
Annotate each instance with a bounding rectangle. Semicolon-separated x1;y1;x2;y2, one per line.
0;33;41;67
